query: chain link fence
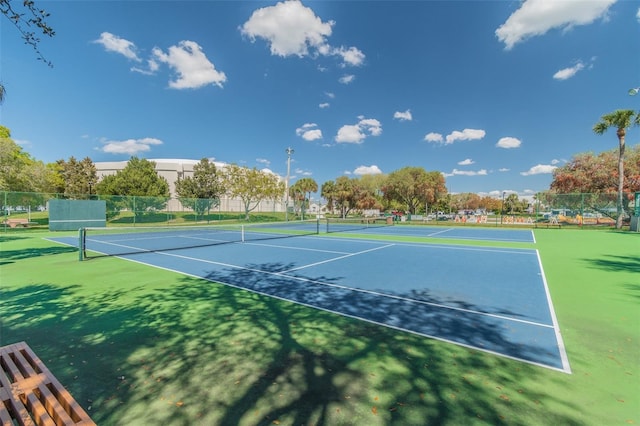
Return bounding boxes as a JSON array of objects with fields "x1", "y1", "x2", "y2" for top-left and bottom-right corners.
[
  {"x1": 1, "y1": 191, "x2": 637, "y2": 229},
  {"x1": 1, "y1": 191, "x2": 285, "y2": 227}
]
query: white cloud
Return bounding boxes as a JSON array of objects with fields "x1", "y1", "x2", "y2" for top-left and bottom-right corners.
[
  {"x1": 256, "y1": 158, "x2": 271, "y2": 166},
  {"x1": 499, "y1": 167, "x2": 510, "y2": 172},
  {"x1": 335, "y1": 124, "x2": 364, "y2": 144},
  {"x1": 100, "y1": 137, "x2": 163, "y2": 155},
  {"x1": 553, "y1": 61, "x2": 585, "y2": 80},
  {"x1": 520, "y1": 164, "x2": 557, "y2": 176},
  {"x1": 496, "y1": 137, "x2": 522, "y2": 149},
  {"x1": 94, "y1": 32, "x2": 141, "y2": 61},
  {"x1": 358, "y1": 117, "x2": 382, "y2": 136},
  {"x1": 353, "y1": 165, "x2": 382, "y2": 175},
  {"x1": 240, "y1": 0, "x2": 364, "y2": 67},
  {"x1": 296, "y1": 123, "x2": 323, "y2": 141},
  {"x1": 458, "y1": 158, "x2": 475, "y2": 165},
  {"x1": 496, "y1": 0, "x2": 616, "y2": 50},
  {"x1": 335, "y1": 116, "x2": 382, "y2": 144},
  {"x1": 295, "y1": 168, "x2": 313, "y2": 176},
  {"x1": 424, "y1": 132, "x2": 444, "y2": 143},
  {"x1": 445, "y1": 128, "x2": 486, "y2": 144},
  {"x1": 319, "y1": 102, "x2": 330, "y2": 108},
  {"x1": 393, "y1": 110, "x2": 412, "y2": 121},
  {"x1": 637, "y1": 7, "x2": 640, "y2": 22},
  {"x1": 325, "y1": 92, "x2": 335, "y2": 99},
  {"x1": 450, "y1": 168, "x2": 488, "y2": 176},
  {"x1": 152, "y1": 41, "x2": 227, "y2": 89},
  {"x1": 333, "y1": 46, "x2": 365, "y2": 67},
  {"x1": 240, "y1": 0, "x2": 333, "y2": 57},
  {"x1": 339, "y1": 74, "x2": 355, "y2": 84}
]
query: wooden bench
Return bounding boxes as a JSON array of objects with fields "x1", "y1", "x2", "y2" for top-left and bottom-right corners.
[
  {"x1": 2, "y1": 219, "x2": 37, "y2": 228},
  {"x1": 0, "y1": 342, "x2": 95, "y2": 426}
]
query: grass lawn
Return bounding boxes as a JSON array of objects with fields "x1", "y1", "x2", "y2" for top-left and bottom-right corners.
[{"x1": 0, "y1": 228, "x2": 638, "y2": 425}]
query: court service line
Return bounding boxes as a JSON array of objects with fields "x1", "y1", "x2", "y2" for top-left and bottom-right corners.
[
  {"x1": 243, "y1": 241, "x2": 352, "y2": 255},
  {"x1": 279, "y1": 243, "x2": 396, "y2": 273},
  {"x1": 426, "y1": 228, "x2": 455, "y2": 237}
]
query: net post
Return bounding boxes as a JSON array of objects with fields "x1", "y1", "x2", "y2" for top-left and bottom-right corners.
[{"x1": 78, "y1": 227, "x2": 85, "y2": 261}]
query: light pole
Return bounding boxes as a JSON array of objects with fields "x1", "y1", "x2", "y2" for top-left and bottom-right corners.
[{"x1": 285, "y1": 147, "x2": 294, "y2": 221}]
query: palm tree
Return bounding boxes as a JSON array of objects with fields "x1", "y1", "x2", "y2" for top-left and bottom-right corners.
[
  {"x1": 291, "y1": 177, "x2": 318, "y2": 219},
  {"x1": 593, "y1": 109, "x2": 640, "y2": 229},
  {"x1": 0, "y1": 84, "x2": 5, "y2": 104}
]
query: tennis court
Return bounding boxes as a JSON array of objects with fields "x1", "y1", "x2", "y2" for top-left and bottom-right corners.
[{"x1": 50, "y1": 221, "x2": 569, "y2": 373}]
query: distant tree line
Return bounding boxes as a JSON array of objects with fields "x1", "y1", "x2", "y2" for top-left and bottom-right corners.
[{"x1": 2, "y1": 122, "x2": 639, "y2": 221}]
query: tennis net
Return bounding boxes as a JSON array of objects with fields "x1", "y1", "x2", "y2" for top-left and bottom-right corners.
[
  {"x1": 79, "y1": 219, "x2": 319, "y2": 260},
  {"x1": 325, "y1": 217, "x2": 393, "y2": 233}
]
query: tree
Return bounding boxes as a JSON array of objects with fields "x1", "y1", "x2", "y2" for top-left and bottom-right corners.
[
  {"x1": 320, "y1": 180, "x2": 336, "y2": 214},
  {"x1": 289, "y1": 177, "x2": 318, "y2": 219},
  {"x1": 0, "y1": 133, "x2": 33, "y2": 191},
  {"x1": 321, "y1": 176, "x2": 360, "y2": 218},
  {"x1": 174, "y1": 158, "x2": 223, "y2": 219},
  {"x1": 223, "y1": 164, "x2": 284, "y2": 220},
  {"x1": 550, "y1": 147, "x2": 640, "y2": 194},
  {"x1": 382, "y1": 166, "x2": 447, "y2": 215},
  {"x1": 0, "y1": 125, "x2": 50, "y2": 192},
  {"x1": 0, "y1": 125, "x2": 53, "y2": 211},
  {"x1": 1, "y1": 0, "x2": 56, "y2": 102},
  {"x1": 450, "y1": 193, "x2": 482, "y2": 213},
  {"x1": 54, "y1": 156, "x2": 98, "y2": 199},
  {"x1": 503, "y1": 193, "x2": 522, "y2": 214},
  {"x1": 593, "y1": 109, "x2": 640, "y2": 228},
  {"x1": 95, "y1": 157, "x2": 170, "y2": 219},
  {"x1": 1, "y1": 0, "x2": 55, "y2": 66}
]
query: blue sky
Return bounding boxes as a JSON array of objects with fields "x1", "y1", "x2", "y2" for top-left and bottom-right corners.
[{"x1": 2, "y1": 0, "x2": 639, "y2": 198}]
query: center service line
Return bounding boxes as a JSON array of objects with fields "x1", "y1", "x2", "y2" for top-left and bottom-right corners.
[{"x1": 280, "y1": 243, "x2": 396, "y2": 273}]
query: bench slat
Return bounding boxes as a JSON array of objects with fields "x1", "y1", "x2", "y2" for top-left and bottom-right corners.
[{"x1": 0, "y1": 342, "x2": 95, "y2": 426}]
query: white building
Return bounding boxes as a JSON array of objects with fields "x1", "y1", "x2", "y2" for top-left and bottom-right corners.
[{"x1": 94, "y1": 158, "x2": 287, "y2": 213}]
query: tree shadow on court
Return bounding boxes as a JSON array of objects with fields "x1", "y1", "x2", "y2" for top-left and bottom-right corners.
[
  {"x1": 204, "y1": 263, "x2": 560, "y2": 370},
  {"x1": 197, "y1": 262, "x2": 581, "y2": 425},
  {"x1": 0, "y1": 246, "x2": 77, "y2": 264},
  {"x1": 583, "y1": 254, "x2": 640, "y2": 273},
  {"x1": 1, "y1": 265, "x2": 584, "y2": 425}
]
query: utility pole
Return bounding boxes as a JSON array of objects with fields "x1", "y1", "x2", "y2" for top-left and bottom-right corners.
[{"x1": 285, "y1": 147, "x2": 294, "y2": 221}]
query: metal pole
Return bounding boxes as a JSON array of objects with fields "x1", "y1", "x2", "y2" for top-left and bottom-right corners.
[
  {"x1": 501, "y1": 191, "x2": 505, "y2": 225},
  {"x1": 285, "y1": 147, "x2": 294, "y2": 221}
]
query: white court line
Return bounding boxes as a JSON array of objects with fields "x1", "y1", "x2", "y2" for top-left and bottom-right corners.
[
  {"x1": 536, "y1": 250, "x2": 572, "y2": 373},
  {"x1": 244, "y1": 241, "x2": 351, "y2": 255},
  {"x1": 426, "y1": 228, "x2": 455, "y2": 237},
  {"x1": 281, "y1": 243, "x2": 396, "y2": 273}
]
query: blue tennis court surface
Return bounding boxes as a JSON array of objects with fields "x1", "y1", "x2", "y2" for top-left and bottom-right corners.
[{"x1": 50, "y1": 227, "x2": 569, "y2": 372}]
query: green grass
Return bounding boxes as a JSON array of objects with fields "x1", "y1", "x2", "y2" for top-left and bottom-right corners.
[{"x1": 0, "y1": 228, "x2": 638, "y2": 425}]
